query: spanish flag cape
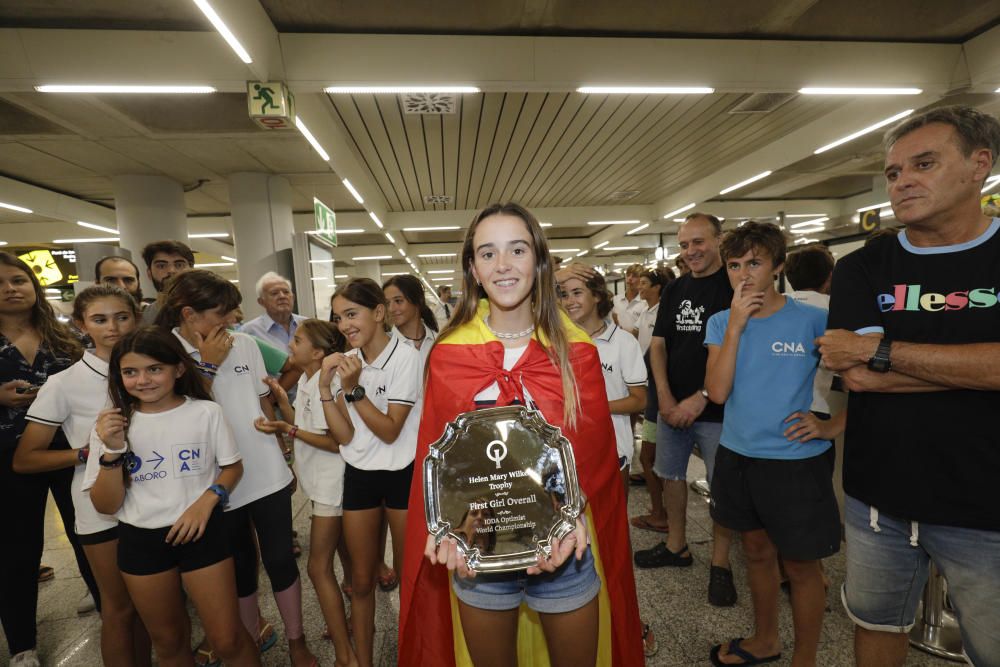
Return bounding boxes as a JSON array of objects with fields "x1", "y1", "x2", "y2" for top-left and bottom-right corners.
[{"x1": 399, "y1": 300, "x2": 643, "y2": 666}]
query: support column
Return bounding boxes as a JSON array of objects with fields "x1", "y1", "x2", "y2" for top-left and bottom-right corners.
[
  {"x1": 113, "y1": 175, "x2": 188, "y2": 296},
  {"x1": 228, "y1": 173, "x2": 295, "y2": 319},
  {"x1": 350, "y1": 260, "x2": 382, "y2": 284}
]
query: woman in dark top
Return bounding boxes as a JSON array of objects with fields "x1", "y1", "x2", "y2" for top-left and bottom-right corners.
[{"x1": 0, "y1": 251, "x2": 95, "y2": 666}]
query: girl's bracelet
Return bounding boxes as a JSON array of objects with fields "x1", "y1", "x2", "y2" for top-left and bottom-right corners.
[
  {"x1": 287, "y1": 425, "x2": 299, "y2": 440},
  {"x1": 197, "y1": 361, "x2": 220, "y2": 371},
  {"x1": 98, "y1": 454, "x2": 126, "y2": 469}
]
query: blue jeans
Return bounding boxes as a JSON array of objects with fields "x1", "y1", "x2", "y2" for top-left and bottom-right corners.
[
  {"x1": 843, "y1": 495, "x2": 1000, "y2": 667},
  {"x1": 653, "y1": 418, "x2": 722, "y2": 483}
]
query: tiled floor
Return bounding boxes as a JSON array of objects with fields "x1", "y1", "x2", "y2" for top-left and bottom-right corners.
[{"x1": 3, "y1": 456, "x2": 958, "y2": 666}]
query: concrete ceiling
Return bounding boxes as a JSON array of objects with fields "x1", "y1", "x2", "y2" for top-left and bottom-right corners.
[{"x1": 0, "y1": 1, "x2": 999, "y2": 286}]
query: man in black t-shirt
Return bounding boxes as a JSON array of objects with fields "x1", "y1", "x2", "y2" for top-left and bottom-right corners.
[
  {"x1": 633, "y1": 213, "x2": 739, "y2": 608},
  {"x1": 821, "y1": 106, "x2": 1000, "y2": 667}
]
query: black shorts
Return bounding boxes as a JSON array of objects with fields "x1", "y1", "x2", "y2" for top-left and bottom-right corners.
[
  {"x1": 343, "y1": 462, "x2": 413, "y2": 511},
  {"x1": 78, "y1": 525, "x2": 118, "y2": 546},
  {"x1": 117, "y1": 508, "x2": 230, "y2": 576},
  {"x1": 710, "y1": 445, "x2": 841, "y2": 561}
]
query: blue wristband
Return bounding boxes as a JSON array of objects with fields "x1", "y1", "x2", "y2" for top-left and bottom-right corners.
[{"x1": 207, "y1": 483, "x2": 229, "y2": 508}]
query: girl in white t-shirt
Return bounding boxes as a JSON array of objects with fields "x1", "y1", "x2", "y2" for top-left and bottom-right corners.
[
  {"x1": 383, "y1": 274, "x2": 438, "y2": 368},
  {"x1": 155, "y1": 270, "x2": 315, "y2": 666},
  {"x1": 561, "y1": 272, "x2": 647, "y2": 487},
  {"x1": 254, "y1": 319, "x2": 357, "y2": 666},
  {"x1": 84, "y1": 327, "x2": 259, "y2": 666},
  {"x1": 329, "y1": 278, "x2": 421, "y2": 667},
  {"x1": 15, "y1": 285, "x2": 151, "y2": 665}
]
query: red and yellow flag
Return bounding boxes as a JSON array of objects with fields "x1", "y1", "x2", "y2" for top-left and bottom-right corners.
[{"x1": 399, "y1": 300, "x2": 643, "y2": 666}]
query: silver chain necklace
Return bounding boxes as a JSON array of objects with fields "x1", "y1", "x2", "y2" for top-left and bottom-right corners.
[{"x1": 484, "y1": 315, "x2": 535, "y2": 339}]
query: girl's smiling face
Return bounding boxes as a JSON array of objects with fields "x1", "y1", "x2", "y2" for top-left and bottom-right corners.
[
  {"x1": 470, "y1": 214, "x2": 536, "y2": 313},
  {"x1": 559, "y1": 277, "x2": 598, "y2": 325},
  {"x1": 120, "y1": 352, "x2": 184, "y2": 411},
  {"x1": 331, "y1": 296, "x2": 384, "y2": 349},
  {"x1": 384, "y1": 284, "x2": 419, "y2": 328}
]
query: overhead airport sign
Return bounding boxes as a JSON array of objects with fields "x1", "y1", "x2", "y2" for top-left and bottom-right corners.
[
  {"x1": 247, "y1": 81, "x2": 295, "y2": 130},
  {"x1": 314, "y1": 197, "x2": 337, "y2": 246}
]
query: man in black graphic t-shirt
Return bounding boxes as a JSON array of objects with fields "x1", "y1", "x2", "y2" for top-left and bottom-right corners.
[
  {"x1": 632, "y1": 213, "x2": 739, "y2": 608},
  {"x1": 821, "y1": 106, "x2": 1000, "y2": 667}
]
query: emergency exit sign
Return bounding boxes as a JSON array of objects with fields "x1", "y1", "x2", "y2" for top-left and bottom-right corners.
[{"x1": 314, "y1": 198, "x2": 337, "y2": 246}]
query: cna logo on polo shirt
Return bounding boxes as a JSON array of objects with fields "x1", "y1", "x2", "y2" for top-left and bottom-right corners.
[
  {"x1": 601, "y1": 362, "x2": 613, "y2": 374},
  {"x1": 877, "y1": 284, "x2": 999, "y2": 313},
  {"x1": 675, "y1": 300, "x2": 705, "y2": 332},
  {"x1": 233, "y1": 363, "x2": 251, "y2": 375},
  {"x1": 770, "y1": 340, "x2": 808, "y2": 357}
]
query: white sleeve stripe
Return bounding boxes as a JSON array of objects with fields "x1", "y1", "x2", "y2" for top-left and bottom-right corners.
[
  {"x1": 388, "y1": 398, "x2": 416, "y2": 405},
  {"x1": 625, "y1": 380, "x2": 646, "y2": 386},
  {"x1": 25, "y1": 415, "x2": 62, "y2": 426}
]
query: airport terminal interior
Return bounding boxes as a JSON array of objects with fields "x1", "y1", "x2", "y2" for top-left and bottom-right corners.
[{"x1": 2, "y1": 1, "x2": 1000, "y2": 665}]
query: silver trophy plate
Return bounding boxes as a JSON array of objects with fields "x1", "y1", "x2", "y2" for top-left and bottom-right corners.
[{"x1": 424, "y1": 405, "x2": 584, "y2": 573}]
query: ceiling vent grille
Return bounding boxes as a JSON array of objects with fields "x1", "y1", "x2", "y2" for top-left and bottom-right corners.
[
  {"x1": 424, "y1": 194, "x2": 454, "y2": 205},
  {"x1": 608, "y1": 190, "x2": 640, "y2": 201},
  {"x1": 403, "y1": 93, "x2": 457, "y2": 114},
  {"x1": 728, "y1": 92, "x2": 796, "y2": 114}
]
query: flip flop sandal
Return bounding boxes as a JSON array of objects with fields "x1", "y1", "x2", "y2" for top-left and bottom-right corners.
[
  {"x1": 194, "y1": 646, "x2": 221, "y2": 667},
  {"x1": 377, "y1": 571, "x2": 399, "y2": 592},
  {"x1": 628, "y1": 473, "x2": 646, "y2": 486},
  {"x1": 709, "y1": 638, "x2": 781, "y2": 666},
  {"x1": 258, "y1": 622, "x2": 278, "y2": 654},
  {"x1": 630, "y1": 515, "x2": 669, "y2": 533},
  {"x1": 37, "y1": 566, "x2": 55, "y2": 583},
  {"x1": 642, "y1": 623, "x2": 659, "y2": 657}
]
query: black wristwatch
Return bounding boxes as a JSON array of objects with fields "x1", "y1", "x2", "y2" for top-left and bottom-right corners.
[
  {"x1": 867, "y1": 338, "x2": 893, "y2": 373},
  {"x1": 344, "y1": 385, "x2": 366, "y2": 403}
]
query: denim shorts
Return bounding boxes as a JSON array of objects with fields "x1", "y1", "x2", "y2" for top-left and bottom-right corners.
[
  {"x1": 653, "y1": 418, "x2": 722, "y2": 482},
  {"x1": 843, "y1": 495, "x2": 1000, "y2": 666},
  {"x1": 451, "y1": 546, "x2": 601, "y2": 614}
]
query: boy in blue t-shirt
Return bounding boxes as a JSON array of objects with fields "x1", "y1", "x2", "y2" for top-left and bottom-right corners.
[{"x1": 703, "y1": 221, "x2": 841, "y2": 667}]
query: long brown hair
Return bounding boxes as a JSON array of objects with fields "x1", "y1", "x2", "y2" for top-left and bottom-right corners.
[
  {"x1": 154, "y1": 269, "x2": 242, "y2": 329},
  {"x1": 0, "y1": 252, "x2": 82, "y2": 361},
  {"x1": 437, "y1": 203, "x2": 580, "y2": 426},
  {"x1": 297, "y1": 318, "x2": 346, "y2": 356},
  {"x1": 382, "y1": 274, "x2": 439, "y2": 333}
]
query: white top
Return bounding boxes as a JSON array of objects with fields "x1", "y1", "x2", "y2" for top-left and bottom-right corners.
[
  {"x1": 83, "y1": 398, "x2": 242, "y2": 529},
  {"x1": 786, "y1": 290, "x2": 833, "y2": 415},
  {"x1": 612, "y1": 293, "x2": 646, "y2": 333},
  {"x1": 292, "y1": 370, "x2": 345, "y2": 506},
  {"x1": 26, "y1": 351, "x2": 118, "y2": 535},
  {"x1": 392, "y1": 324, "x2": 438, "y2": 370},
  {"x1": 340, "y1": 336, "x2": 421, "y2": 471},
  {"x1": 594, "y1": 324, "x2": 647, "y2": 461},
  {"x1": 173, "y1": 329, "x2": 293, "y2": 509},
  {"x1": 635, "y1": 302, "x2": 660, "y2": 355}
]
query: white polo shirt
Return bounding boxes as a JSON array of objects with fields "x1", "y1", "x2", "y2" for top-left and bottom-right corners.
[
  {"x1": 612, "y1": 293, "x2": 646, "y2": 333},
  {"x1": 635, "y1": 302, "x2": 659, "y2": 355},
  {"x1": 26, "y1": 351, "x2": 118, "y2": 535},
  {"x1": 173, "y1": 329, "x2": 293, "y2": 509},
  {"x1": 594, "y1": 324, "x2": 647, "y2": 461},
  {"x1": 292, "y1": 370, "x2": 345, "y2": 507},
  {"x1": 340, "y1": 336, "x2": 420, "y2": 471},
  {"x1": 392, "y1": 325, "x2": 438, "y2": 370},
  {"x1": 83, "y1": 397, "x2": 242, "y2": 529}
]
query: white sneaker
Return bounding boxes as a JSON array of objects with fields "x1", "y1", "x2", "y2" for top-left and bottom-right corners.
[
  {"x1": 11, "y1": 649, "x2": 41, "y2": 667},
  {"x1": 76, "y1": 591, "x2": 96, "y2": 615}
]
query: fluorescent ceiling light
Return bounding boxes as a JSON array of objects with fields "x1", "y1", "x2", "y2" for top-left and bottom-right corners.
[
  {"x1": 0, "y1": 201, "x2": 32, "y2": 213},
  {"x1": 295, "y1": 117, "x2": 329, "y2": 161},
  {"x1": 76, "y1": 221, "x2": 118, "y2": 235},
  {"x1": 306, "y1": 228, "x2": 365, "y2": 235},
  {"x1": 626, "y1": 223, "x2": 649, "y2": 235},
  {"x1": 785, "y1": 214, "x2": 827, "y2": 218},
  {"x1": 342, "y1": 179, "x2": 364, "y2": 204},
  {"x1": 578, "y1": 86, "x2": 714, "y2": 95},
  {"x1": 539, "y1": 222, "x2": 552, "y2": 228},
  {"x1": 368, "y1": 212, "x2": 384, "y2": 229},
  {"x1": 428, "y1": 269, "x2": 455, "y2": 274},
  {"x1": 381, "y1": 272, "x2": 409, "y2": 277},
  {"x1": 193, "y1": 262, "x2": 234, "y2": 268},
  {"x1": 384, "y1": 232, "x2": 396, "y2": 244},
  {"x1": 662, "y1": 203, "x2": 696, "y2": 219},
  {"x1": 431, "y1": 277, "x2": 454, "y2": 282},
  {"x1": 309, "y1": 259, "x2": 335, "y2": 264},
  {"x1": 0, "y1": 241, "x2": 6, "y2": 246},
  {"x1": 857, "y1": 201, "x2": 891, "y2": 213},
  {"x1": 799, "y1": 87, "x2": 923, "y2": 95},
  {"x1": 587, "y1": 219, "x2": 640, "y2": 226},
  {"x1": 398, "y1": 248, "x2": 406, "y2": 257},
  {"x1": 220, "y1": 255, "x2": 237, "y2": 262},
  {"x1": 576, "y1": 250, "x2": 589, "y2": 257},
  {"x1": 53, "y1": 237, "x2": 119, "y2": 244},
  {"x1": 310, "y1": 276, "x2": 327, "y2": 281},
  {"x1": 981, "y1": 175, "x2": 1000, "y2": 193},
  {"x1": 191, "y1": 0, "x2": 253, "y2": 63},
  {"x1": 814, "y1": 110, "x2": 914, "y2": 154},
  {"x1": 594, "y1": 241, "x2": 610, "y2": 249},
  {"x1": 790, "y1": 226, "x2": 826, "y2": 234},
  {"x1": 720, "y1": 170, "x2": 772, "y2": 195},
  {"x1": 229, "y1": 279, "x2": 239, "y2": 283},
  {"x1": 418, "y1": 253, "x2": 457, "y2": 258},
  {"x1": 334, "y1": 274, "x2": 349, "y2": 279},
  {"x1": 187, "y1": 232, "x2": 229, "y2": 238},
  {"x1": 402, "y1": 226, "x2": 461, "y2": 232},
  {"x1": 550, "y1": 248, "x2": 580, "y2": 253},
  {"x1": 325, "y1": 86, "x2": 479, "y2": 94},
  {"x1": 604, "y1": 246, "x2": 639, "y2": 251},
  {"x1": 794, "y1": 237, "x2": 820, "y2": 245},
  {"x1": 352, "y1": 255, "x2": 392, "y2": 261},
  {"x1": 36, "y1": 84, "x2": 216, "y2": 94},
  {"x1": 790, "y1": 217, "x2": 829, "y2": 229}
]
